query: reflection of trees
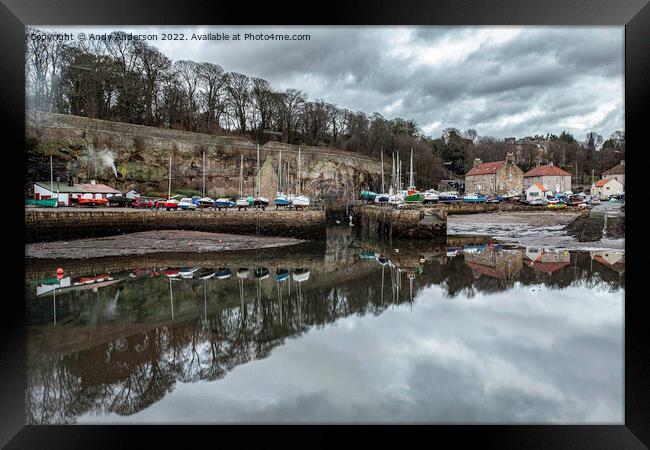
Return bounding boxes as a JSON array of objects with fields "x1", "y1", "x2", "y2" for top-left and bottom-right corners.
[{"x1": 27, "y1": 249, "x2": 623, "y2": 423}]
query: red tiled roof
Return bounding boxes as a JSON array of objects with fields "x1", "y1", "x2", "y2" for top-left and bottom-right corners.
[
  {"x1": 525, "y1": 261, "x2": 570, "y2": 273},
  {"x1": 594, "y1": 179, "x2": 609, "y2": 187},
  {"x1": 531, "y1": 182, "x2": 547, "y2": 191},
  {"x1": 524, "y1": 165, "x2": 572, "y2": 177},
  {"x1": 466, "y1": 161, "x2": 505, "y2": 176},
  {"x1": 466, "y1": 262, "x2": 505, "y2": 279}
]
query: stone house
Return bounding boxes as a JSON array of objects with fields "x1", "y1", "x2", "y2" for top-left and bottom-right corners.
[
  {"x1": 592, "y1": 178, "x2": 624, "y2": 197},
  {"x1": 464, "y1": 152, "x2": 523, "y2": 195},
  {"x1": 601, "y1": 160, "x2": 625, "y2": 187},
  {"x1": 523, "y1": 163, "x2": 572, "y2": 194}
]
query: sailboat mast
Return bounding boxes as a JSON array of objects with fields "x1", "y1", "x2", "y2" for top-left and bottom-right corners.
[
  {"x1": 202, "y1": 149, "x2": 206, "y2": 197},
  {"x1": 298, "y1": 147, "x2": 301, "y2": 196},
  {"x1": 256, "y1": 144, "x2": 260, "y2": 197},
  {"x1": 381, "y1": 151, "x2": 385, "y2": 193},
  {"x1": 240, "y1": 154, "x2": 243, "y2": 197},
  {"x1": 409, "y1": 148, "x2": 414, "y2": 189},
  {"x1": 168, "y1": 155, "x2": 172, "y2": 199},
  {"x1": 278, "y1": 151, "x2": 282, "y2": 194}
]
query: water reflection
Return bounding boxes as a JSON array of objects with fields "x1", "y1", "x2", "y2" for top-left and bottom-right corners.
[{"x1": 25, "y1": 228, "x2": 623, "y2": 424}]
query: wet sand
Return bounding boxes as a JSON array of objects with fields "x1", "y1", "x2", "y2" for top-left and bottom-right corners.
[
  {"x1": 448, "y1": 210, "x2": 624, "y2": 250},
  {"x1": 25, "y1": 230, "x2": 305, "y2": 259}
]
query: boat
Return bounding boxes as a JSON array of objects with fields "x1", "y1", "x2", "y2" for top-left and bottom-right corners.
[
  {"x1": 377, "y1": 255, "x2": 390, "y2": 265},
  {"x1": 290, "y1": 147, "x2": 311, "y2": 208},
  {"x1": 423, "y1": 189, "x2": 439, "y2": 204},
  {"x1": 403, "y1": 149, "x2": 424, "y2": 203},
  {"x1": 374, "y1": 151, "x2": 390, "y2": 204},
  {"x1": 216, "y1": 267, "x2": 232, "y2": 280},
  {"x1": 274, "y1": 193, "x2": 292, "y2": 208},
  {"x1": 486, "y1": 194, "x2": 503, "y2": 203},
  {"x1": 438, "y1": 191, "x2": 461, "y2": 203},
  {"x1": 253, "y1": 144, "x2": 269, "y2": 208},
  {"x1": 253, "y1": 267, "x2": 270, "y2": 280},
  {"x1": 463, "y1": 244, "x2": 487, "y2": 254},
  {"x1": 548, "y1": 202, "x2": 567, "y2": 209},
  {"x1": 588, "y1": 196, "x2": 601, "y2": 205},
  {"x1": 462, "y1": 194, "x2": 487, "y2": 203},
  {"x1": 179, "y1": 267, "x2": 201, "y2": 278},
  {"x1": 163, "y1": 268, "x2": 180, "y2": 278},
  {"x1": 179, "y1": 198, "x2": 198, "y2": 210},
  {"x1": 292, "y1": 268, "x2": 311, "y2": 283},
  {"x1": 359, "y1": 250, "x2": 376, "y2": 260},
  {"x1": 197, "y1": 268, "x2": 216, "y2": 280},
  {"x1": 275, "y1": 268, "x2": 290, "y2": 282},
  {"x1": 198, "y1": 197, "x2": 214, "y2": 208},
  {"x1": 77, "y1": 197, "x2": 109, "y2": 207},
  {"x1": 26, "y1": 198, "x2": 57, "y2": 207},
  {"x1": 237, "y1": 268, "x2": 251, "y2": 279},
  {"x1": 163, "y1": 199, "x2": 179, "y2": 210},
  {"x1": 235, "y1": 154, "x2": 249, "y2": 208},
  {"x1": 360, "y1": 190, "x2": 378, "y2": 201},
  {"x1": 214, "y1": 198, "x2": 235, "y2": 209}
]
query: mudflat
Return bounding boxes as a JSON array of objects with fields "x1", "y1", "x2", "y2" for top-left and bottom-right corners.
[{"x1": 25, "y1": 230, "x2": 305, "y2": 259}]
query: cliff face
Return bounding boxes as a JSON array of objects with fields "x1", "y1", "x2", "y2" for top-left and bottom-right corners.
[{"x1": 25, "y1": 113, "x2": 383, "y2": 201}]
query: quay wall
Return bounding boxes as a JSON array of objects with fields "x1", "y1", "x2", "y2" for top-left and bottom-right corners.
[
  {"x1": 355, "y1": 205, "x2": 447, "y2": 239},
  {"x1": 25, "y1": 209, "x2": 326, "y2": 243}
]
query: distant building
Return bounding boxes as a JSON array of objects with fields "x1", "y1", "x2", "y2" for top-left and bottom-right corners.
[
  {"x1": 592, "y1": 178, "x2": 624, "y2": 197},
  {"x1": 525, "y1": 182, "x2": 549, "y2": 203},
  {"x1": 523, "y1": 162, "x2": 572, "y2": 194},
  {"x1": 506, "y1": 137, "x2": 551, "y2": 166},
  {"x1": 601, "y1": 160, "x2": 625, "y2": 187},
  {"x1": 33, "y1": 180, "x2": 121, "y2": 206},
  {"x1": 464, "y1": 152, "x2": 523, "y2": 195},
  {"x1": 125, "y1": 189, "x2": 140, "y2": 199}
]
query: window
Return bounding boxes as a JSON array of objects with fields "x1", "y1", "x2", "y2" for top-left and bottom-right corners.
[{"x1": 508, "y1": 173, "x2": 513, "y2": 181}]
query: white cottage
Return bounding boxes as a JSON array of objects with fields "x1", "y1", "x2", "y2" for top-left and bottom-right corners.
[
  {"x1": 525, "y1": 182, "x2": 549, "y2": 203},
  {"x1": 592, "y1": 178, "x2": 624, "y2": 197},
  {"x1": 33, "y1": 180, "x2": 122, "y2": 206},
  {"x1": 125, "y1": 190, "x2": 140, "y2": 199}
]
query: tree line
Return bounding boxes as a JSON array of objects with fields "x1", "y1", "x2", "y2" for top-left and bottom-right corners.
[{"x1": 26, "y1": 28, "x2": 624, "y2": 187}]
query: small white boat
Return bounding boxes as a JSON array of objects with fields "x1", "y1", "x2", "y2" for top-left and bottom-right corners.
[
  {"x1": 237, "y1": 268, "x2": 250, "y2": 279},
  {"x1": 179, "y1": 267, "x2": 201, "y2": 278},
  {"x1": 290, "y1": 195, "x2": 310, "y2": 207},
  {"x1": 236, "y1": 197, "x2": 250, "y2": 207},
  {"x1": 198, "y1": 197, "x2": 214, "y2": 208},
  {"x1": 292, "y1": 269, "x2": 311, "y2": 283},
  {"x1": 179, "y1": 198, "x2": 197, "y2": 210},
  {"x1": 423, "y1": 189, "x2": 438, "y2": 203}
]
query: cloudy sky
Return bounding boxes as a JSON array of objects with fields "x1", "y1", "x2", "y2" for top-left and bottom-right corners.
[{"x1": 45, "y1": 26, "x2": 624, "y2": 141}]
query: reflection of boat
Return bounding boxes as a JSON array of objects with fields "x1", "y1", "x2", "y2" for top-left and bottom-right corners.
[
  {"x1": 446, "y1": 247, "x2": 462, "y2": 257},
  {"x1": 463, "y1": 244, "x2": 487, "y2": 254},
  {"x1": 197, "y1": 268, "x2": 216, "y2": 280},
  {"x1": 253, "y1": 267, "x2": 270, "y2": 280},
  {"x1": 237, "y1": 268, "x2": 250, "y2": 279},
  {"x1": 275, "y1": 268, "x2": 290, "y2": 282},
  {"x1": 179, "y1": 267, "x2": 201, "y2": 278},
  {"x1": 163, "y1": 268, "x2": 180, "y2": 278},
  {"x1": 360, "y1": 250, "x2": 376, "y2": 260},
  {"x1": 377, "y1": 255, "x2": 390, "y2": 265},
  {"x1": 292, "y1": 268, "x2": 311, "y2": 283},
  {"x1": 216, "y1": 267, "x2": 232, "y2": 280}
]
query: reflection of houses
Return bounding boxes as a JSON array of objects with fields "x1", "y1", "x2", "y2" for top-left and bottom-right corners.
[
  {"x1": 592, "y1": 178, "x2": 624, "y2": 197},
  {"x1": 601, "y1": 160, "x2": 625, "y2": 187},
  {"x1": 590, "y1": 251, "x2": 625, "y2": 274},
  {"x1": 464, "y1": 247, "x2": 523, "y2": 280},
  {"x1": 464, "y1": 152, "x2": 523, "y2": 195},
  {"x1": 523, "y1": 248, "x2": 571, "y2": 274},
  {"x1": 33, "y1": 180, "x2": 122, "y2": 206},
  {"x1": 523, "y1": 163, "x2": 572, "y2": 194}
]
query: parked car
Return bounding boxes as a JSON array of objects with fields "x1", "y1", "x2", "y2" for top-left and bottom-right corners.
[{"x1": 107, "y1": 195, "x2": 133, "y2": 207}]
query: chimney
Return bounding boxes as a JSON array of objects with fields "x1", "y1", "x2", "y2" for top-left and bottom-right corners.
[
  {"x1": 548, "y1": 161, "x2": 554, "y2": 166},
  {"x1": 473, "y1": 158, "x2": 482, "y2": 168},
  {"x1": 505, "y1": 152, "x2": 515, "y2": 165},
  {"x1": 90, "y1": 179, "x2": 96, "y2": 185}
]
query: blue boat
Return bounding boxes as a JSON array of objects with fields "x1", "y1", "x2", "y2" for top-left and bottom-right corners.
[
  {"x1": 438, "y1": 191, "x2": 461, "y2": 203},
  {"x1": 274, "y1": 194, "x2": 292, "y2": 207},
  {"x1": 275, "y1": 269, "x2": 290, "y2": 282},
  {"x1": 360, "y1": 190, "x2": 378, "y2": 201},
  {"x1": 462, "y1": 194, "x2": 487, "y2": 203},
  {"x1": 216, "y1": 267, "x2": 232, "y2": 280},
  {"x1": 214, "y1": 198, "x2": 235, "y2": 209}
]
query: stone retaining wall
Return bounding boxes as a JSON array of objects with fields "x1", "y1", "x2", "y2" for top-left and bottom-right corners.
[
  {"x1": 355, "y1": 205, "x2": 447, "y2": 239},
  {"x1": 25, "y1": 209, "x2": 326, "y2": 242}
]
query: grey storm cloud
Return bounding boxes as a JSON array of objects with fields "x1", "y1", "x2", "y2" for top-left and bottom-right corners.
[{"x1": 49, "y1": 25, "x2": 624, "y2": 140}]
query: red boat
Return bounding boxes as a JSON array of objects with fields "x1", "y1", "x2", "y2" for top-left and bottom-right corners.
[
  {"x1": 77, "y1": 197, "x2": 109, "y2": 207},
  {"x1": 163, "y1": 199, "x2": 180, "y2": 210}
]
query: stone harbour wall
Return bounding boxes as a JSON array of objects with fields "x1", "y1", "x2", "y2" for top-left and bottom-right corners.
[
  {"x1": 25, "y1": 209, "x2": 326, "y2": 243},
  {"x1": 355, "y1": 205, "x2": 448, "y2": 239}
]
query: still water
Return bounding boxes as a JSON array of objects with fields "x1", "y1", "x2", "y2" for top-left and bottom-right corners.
[{"x1": 25, "y1": 228, "x2": 624, "y2": 424}]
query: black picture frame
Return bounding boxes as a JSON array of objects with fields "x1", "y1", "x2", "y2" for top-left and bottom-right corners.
[{"x1": 3, "y1": 0, "x2": 647, "y2": 447}]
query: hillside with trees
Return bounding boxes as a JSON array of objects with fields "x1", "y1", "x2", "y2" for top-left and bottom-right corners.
[{"x1": 26, "y1": 28, "x2": 624, "y2": 187}]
